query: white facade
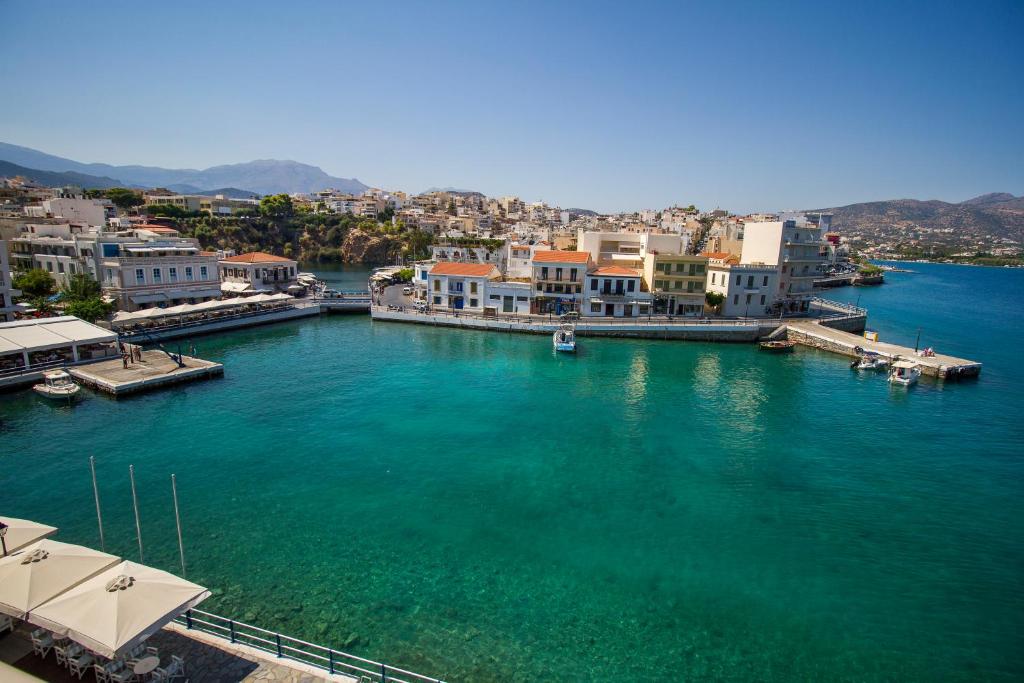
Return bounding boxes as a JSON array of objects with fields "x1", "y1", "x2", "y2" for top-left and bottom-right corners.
[
  {"x1": 101, "y1": 243, "x2": 222, "y2": 311},
  {"x1": 0, "y1": 241, "x2": 21, "y2": 322},
  {"x1": 577, "y1": 229, "x2": 689, "y2": 266},
  {"x1": 706, "y1": 260, "x2": 779, "y2": 317},
  {"x1": 426, "y1": 263, "x2": 500, "y2": 311},
  {"x1": 484, "y1": 281, "x2": 532, "y2": 315},
  {"x1": 24, "y1": 197, "x2": 106, "y2": 226},
  {"x1": 740, "y1": 215, "x2": 827, "y2": 309}
]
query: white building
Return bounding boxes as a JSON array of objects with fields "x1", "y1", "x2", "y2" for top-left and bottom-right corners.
[
  {"x1": 576, "y1": 229, "x2": 689, "y2": 266},
  {"x1": 101, "y1": 242, "x2": 222, "y2": 311},
  {"x1": 219, "y1": 252, "x2": 299, "y2": 295},
  {"x1": 1, "y1": 241, "x2": 22, "y2": 322},
  {"x1": 740, "y1": 214, "x2": 827, "y2": 311},
  {"x1": 531, "y1": 250, "x2": 592, "y2": 314},
  {"x1": 484, "y1": 281, "x2": 532, "y2": 315},
  {"x1": 426, "y1": 262, "x2": 501, "y2": 311},
  {"x1": 24, "y1": 195, "x2": 107, "y2": 226},
  {"x1": 705, "y1": 253, "x2": 779, "y2": 317},
  {"x1": 582, "y1": 266, "x2": 652, "y2": 317}
]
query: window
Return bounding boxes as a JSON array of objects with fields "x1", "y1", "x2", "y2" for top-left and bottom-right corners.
[
  {"x1": 733, "y1": 294, "x2": 739, "y2": 305},
  {"x1": 136, "y1": 268, "x2": 145, "y2": 284},
  {"x1": 433, "y1": 296, "x2": 441, "y2": 304},
  {"x1": 470, "y1": 282, "x2": 478, "y2": 294},
  {"x1": 736, "y1": 275, "x2": 741, "y2": 285},
  {"x1": 746, "y1": 294, "x2": 752, "y2": 304},
  {"x1": 763, "y1": 276, "x2": 768, "y2": 286},
  {"x1": 541, "y1": 267, "x2": 549, "y2": 279},
  {"x1": 711, "y1": 273, "x2": 716, "y2": 284},
  {"x1": 590, "y1": 278, "x2": 598, "y2": 291},
  {"x1": 555, "y1": 267, "x2": 563, "y2": 281},
  {"x1": 591, "y1": 302, "x2": 602, "y2": 313},
  {"x1": 627, "y1": 280, "x2": 635, "y2": 292},
  {"x1": 696, "y1": 265, "x2": 705, "y2": 274},
  {"x1": 186, "y1": 267, "x2": 194, "y2": 281},
  {"x1": 470, "y1": 298, "x2": 478, "y2": 307},
  {"x1": 489, "y1": 294, "x2": 500, "y2": 300},
  {"x1": 673, "y1": 281, "x2": 683, "y2": 290},
  {"x1": 169, "y1": 267, "x2": 178, "y2": 282},
  {"x1": 200, "y1": 266, "x2": 208, "y2": 280},
  {"x1": 747, "y1": 276, "x2": 754, "y2": 288},
  {"x1": 46, "y1": 262, "x2": 53, "y2": 272},
  {"x1": 516, "y1": 296, "x2": 527, "y2": 302},
  {"x1": 536, "y1": 283, "x2": 543, "y2": 291},
  {"x1": 433, "y1": 280, "x2": 440, "y2": 291},
  {"x1": 570, "y1": 269, "x2": 577, "y2": 282},
  {"x1": 153, "y1": 268, "x2": 161, "y2": 282},
  {"x1": 760, "y1": 295, "x2": 766, "y2": 305},
  {"x1": 58, "y1": 262, "x2": 64, "y2": 273}
]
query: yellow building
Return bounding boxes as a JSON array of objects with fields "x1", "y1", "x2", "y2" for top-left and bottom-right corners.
[{"x1": 642, "y1": 252, "x2": 708, "y2": 315}]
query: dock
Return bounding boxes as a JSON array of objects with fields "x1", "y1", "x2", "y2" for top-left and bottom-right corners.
[
  {"x1": 68, "y1": 350, "x2": 224, "y2": 396},
  {"x1": 786, "y1": 320, "x2": 981, "y2": 378}
]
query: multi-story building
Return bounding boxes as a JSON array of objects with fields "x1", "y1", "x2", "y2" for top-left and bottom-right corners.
[
  {"x1": 582, "y1": 266, "x2": 652, "y2": 317},
  {"x1": 0, "y1": 240, "x2": 22, "y2": 322},
  {"x1": 100, "y1": 242, "x2": 223, "y2": 311},
  {"x1": 740, "y1": 214, "x2": 828, "y2": 311},
  {"x1": 531, "y1": 250, "x2": 592, "y2": 314},
  {"x1": 24, "y1": 191, "x2": 107, "y2": 226},
  {"x1": 426, "y1": 262, "x2": 501, "y2": 312},
  {"x1": 705, "y1": 252, "x2": 780, "y2": 317},
  {"x1": 143, "y1": 191, "x2": 203, "y2": 213},
  {"x1": 642, "y1": 252, "x2": 708, "y2": 316},
  {"x1": 10, "y1": 224, "x2": 145, "y2": 287},
  {"x1": 219, "y1": 252, "x2": 299, "y2": 295},
  {"x1": 576, "y1": 229, "x2": 688, "y2": 267}
]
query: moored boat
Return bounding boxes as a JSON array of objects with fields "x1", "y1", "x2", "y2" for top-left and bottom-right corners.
[
  {"x1": 553, "y1": 324, "x2": 576, "y2": 353},
  {"x1": 32, "y1": 370, "x2": 81, "y2": 401},
  {"x1": 759, "y1": 340, "x2": 795, "y2": 353},
  {"x1": 850, "y1": 351, "x2": 889, "y2": 371},
  {"x1": 888, "y1": 360, "x2": 921, "y2": 386}
]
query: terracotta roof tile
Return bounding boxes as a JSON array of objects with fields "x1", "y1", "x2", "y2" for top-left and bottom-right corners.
[
  {"x1": 532, "y1": 250, "x2": 591, "y2": 264},
  {"x1": 429, "y1": 262, "x2": 499, "y2": 277},
  {"x1": 591, "y1": 266, "x2": 641, "y2": 276},
  {"x1": 221, "y1": 251, "x2": 294, "y2": 263}
]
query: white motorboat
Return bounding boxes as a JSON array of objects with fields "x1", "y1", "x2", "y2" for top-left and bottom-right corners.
[
  {"x1": 851, "y1": 352, "x2": 889, "y2": 371},
  {"x1": 888, "y1": 360, "x2": 921, "y2": 386},
  {"x1": 32, "y1": 370, "x2": 81, "y2": 401},
  {"x1": 553, "y1": 324, "x2": 576, "y2": 353}
]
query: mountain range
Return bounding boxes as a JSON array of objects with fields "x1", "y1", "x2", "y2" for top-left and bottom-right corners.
[
  {"x1": 810, "y1": 193, "x2": 1024, "y2": 247},
  {"x1": 0, "y1": 142, "x2": 367, "y2": 196}
]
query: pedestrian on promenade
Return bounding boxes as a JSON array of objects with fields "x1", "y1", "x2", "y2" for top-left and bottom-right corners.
[{"x1": 121, "y1": 353, "x2": 128, "y2": 369}]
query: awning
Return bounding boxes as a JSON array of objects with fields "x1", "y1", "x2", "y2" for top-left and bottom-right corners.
[
  {"x1": 0, "y1": 540, "x2": 120, "y2": 619},
  {"x1": 0, "y1": 517, "x2": 57, "y2": 554},
  {"x1": 129, "y1": 293, "x2": 169, "y2": 305},
  {"x1": 220, "y1": 282, "x2": 252, "y2": 293},
  {"x1": 29, "y1": 560, "x2": 210, "y2": 659}
]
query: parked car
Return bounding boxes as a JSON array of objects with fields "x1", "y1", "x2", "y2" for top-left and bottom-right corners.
[{"x1": 402, "y1": 286, "x2": 413, "y2": 295}]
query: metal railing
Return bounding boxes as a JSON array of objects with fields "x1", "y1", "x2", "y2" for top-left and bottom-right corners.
[
  {"x1": 372, "y1": 305, "x2": 778, "y2": 328},
  {"x1": 116, "y1": 303, "x2": 307, "y2": 337},
  {"x1": 809, "y1": 297, "x2": 867, "y2": 316},
  {"x1": 175, "y1": 609, "x2": 446, "y2": 683}
]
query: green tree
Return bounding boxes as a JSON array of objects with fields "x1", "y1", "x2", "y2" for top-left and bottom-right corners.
[
  {"x1": 60, "y1": 273, "x2": 102, "y2": 301},
  {"x1": 13, "y1": 268, "x2": 55, "y2": 298},
  {"x1": 63, "y1": 297, "x2": 113, "y2": 323},
  {"x1": 447, "y1": 198, "x2": 457, "y2": 216},
  {"x1": 259, "y1": 193, "x2": 294, "y2": 218},
  {"x1": 705, "y1": 291, "x2": 724, "y2": 313},
  {"x1": 394, "y1": 268, "x2": 414, "y2": 282},
  {"x1": 105, "y1": 187, "x2": 145, "y2": 211}
]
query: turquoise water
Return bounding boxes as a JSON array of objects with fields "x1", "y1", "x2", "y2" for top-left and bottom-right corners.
[{"x1": 1, "y1": 262, "x2": 1022, "y2": 681}]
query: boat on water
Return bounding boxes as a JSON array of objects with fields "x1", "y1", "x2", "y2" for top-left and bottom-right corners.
[
  {"x1": 759, "y1": 340, "x2": 796, "y2": 353},
  {"x1": 851, "y1": 351, "x2": 890, "y2": 371},
  {"x1": 553, "y1": 324, "x2": 577, "y2": 353},
  {"x1": 32, "y1": 370, "x2": 81, "y2": 401},
  {"x1": 888, "y1": 360, "x2": 922, "y2": 386}
]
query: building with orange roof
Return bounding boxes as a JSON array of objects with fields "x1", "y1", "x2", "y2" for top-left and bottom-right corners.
[
  {"x1": 529, "y1": 250, "x2": 592, "y2": 314},
  {"x1": 427, "y1": 261, "x2": 501, "y2": 312},
  {"x1": 581, "y1": 265, "x2": 652, "y2": 318},
  {"x1": 219, "y1": 251, "x2": 299, "y2": 295}
]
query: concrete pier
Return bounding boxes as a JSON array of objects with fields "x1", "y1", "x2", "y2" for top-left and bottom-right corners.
[
  {"x1": 68, "y1": 350, "x2": 224, "y2": 396},
  {"x1": 786, "y1": 320, "x2": 981, "y2": 378}
]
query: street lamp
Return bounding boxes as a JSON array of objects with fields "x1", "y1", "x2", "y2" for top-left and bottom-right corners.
[{"x1": 0, "y1": 521, "x2": 8, "y2": 557}]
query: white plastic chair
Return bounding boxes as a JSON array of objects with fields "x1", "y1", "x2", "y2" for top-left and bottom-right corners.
[
  {"x1": 0, "y1": 613, "x2": 13, "y2": 634},
  {"x1": 69, "y1": 652, "x2": 94, "y2": 679},
  {"x1": 164, "y1": 655, "x2": 185, "y2": 682},
  {"x1": 94, "y1": 659, "x2": 123, "y2": 683},
  {"x1": 54, "y1": 641, "x2": 72, "y2": 666},
  {"x1": 109, "y1": 664, "x2": 136, "y2": 683}
]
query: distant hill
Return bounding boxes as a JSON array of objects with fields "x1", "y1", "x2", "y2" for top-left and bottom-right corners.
[
  {"x1": 0, "y1": 159, "x2": 127, "y2": 189},
  {"x1": 566, "y1": 208, "x2": 598, "y2": 217},
  {"x1": 0, "y1": 142, "x2": 368, "y2": 195},
  {"x1": 190, "y1": 187, "x2": 260, "y2": 199},
  {"x1": 809, "y1": 193, "x2": 1024, "y2": 247}
]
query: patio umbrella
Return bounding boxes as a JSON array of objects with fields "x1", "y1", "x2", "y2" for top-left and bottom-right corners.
[
  {"x1": 0, "y1": 517, "x2": 57, "y2": 556},
  {"x1": 0, "y1": 540, "x2": 119, "y2": 619},
  {"x1": 29, "y1": 560, "x2": 210, "y2": 659}
]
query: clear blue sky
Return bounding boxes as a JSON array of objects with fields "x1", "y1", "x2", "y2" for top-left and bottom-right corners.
[{"x1": 1, "y1": 0, "x2": 1021, "y2": 213}]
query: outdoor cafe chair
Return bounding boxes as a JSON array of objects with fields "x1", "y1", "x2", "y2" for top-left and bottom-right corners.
[
  {"x1": 108, "y1": 663, "x2": 137, "y2": 683},
  {"x1": 31, "y1": 628, "x2": 53, "y2": 657},
  {"x1": 69, "y1": 651, "x2": 95, "y2": 679},
  {"x1": 55, "y1": 640, "x2": 75, "y2": 666},
  {"x1": 0, "y1": 613, "x2": 13, "y2": 634}
]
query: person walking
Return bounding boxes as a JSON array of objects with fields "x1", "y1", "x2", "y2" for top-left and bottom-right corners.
[{"x1": 121, "y1": 353, "x2": 128, "y2": 369}]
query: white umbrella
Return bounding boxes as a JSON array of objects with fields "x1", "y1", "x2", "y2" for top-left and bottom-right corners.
[
  {"x1": 0, "y1": 517, "x2": 57, "y2": 556},
  {"x1": 0, "y1": 540, "x2": 119, "y2": 619},
  {"x1": 29, "y1": 560, "x2": 210, "y2": 659}
]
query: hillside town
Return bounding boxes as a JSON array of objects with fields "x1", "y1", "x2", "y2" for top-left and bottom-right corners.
[{"x1": 0, "y1": 176, "x2": 859, "y2": 327}]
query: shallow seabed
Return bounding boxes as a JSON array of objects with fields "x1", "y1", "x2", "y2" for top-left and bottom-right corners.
[{"x1": 1, "y1": 263, "x2": 1022, "y2": 681}]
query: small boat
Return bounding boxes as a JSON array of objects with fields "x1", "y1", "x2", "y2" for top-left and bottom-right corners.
[
  {"x1": 851, "y1": 352, "x2": 889, "y2": 371},
  {"x1": 759, "y1": 340, "x2": 795, "y2": 353},
  {"x1": 32, "y1": 370, "x2": 81, "y2": 401},
  {"x1": 553, "y1": 324, "x2": 576, "y2": 353},
  {"x1": 888, "y1": 360, "x2": 921, "y2": 386}
]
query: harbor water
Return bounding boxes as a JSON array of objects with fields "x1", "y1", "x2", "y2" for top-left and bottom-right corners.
[{"x1": 1, "y1": 262, "x2": 1022, "y2": 681}]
